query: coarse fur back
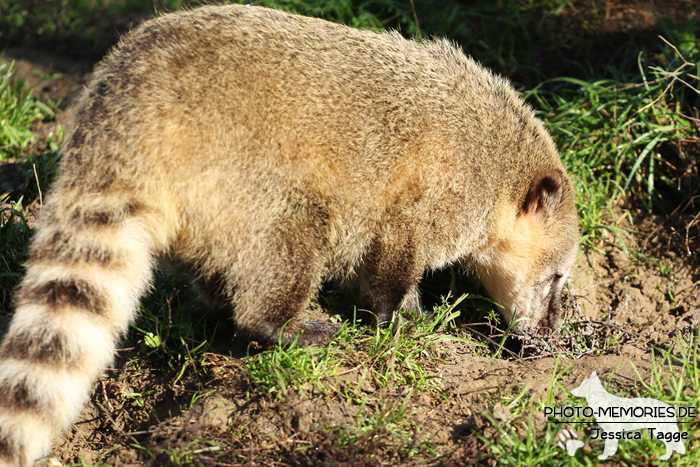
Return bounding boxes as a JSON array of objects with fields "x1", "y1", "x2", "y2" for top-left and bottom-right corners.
[{"x1": 0, "y1": 5, "x2": 578, "y2": 466}]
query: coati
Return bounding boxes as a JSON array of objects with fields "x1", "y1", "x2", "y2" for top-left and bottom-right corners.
[{"x1": 0, "y1": 4, "x2": 578, "y2": 466}]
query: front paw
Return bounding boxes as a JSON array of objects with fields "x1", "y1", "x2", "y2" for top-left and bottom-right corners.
[{"x1": 293, "y1": 320, "x2": 340, "y2": 346}]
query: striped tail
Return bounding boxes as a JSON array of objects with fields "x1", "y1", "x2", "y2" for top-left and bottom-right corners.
[{"x1": 0, "y1": 194, "x2": 163, "y2": 467}]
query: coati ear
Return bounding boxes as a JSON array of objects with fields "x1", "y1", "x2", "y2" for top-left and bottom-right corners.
[{"x1": 523, "y1": 169, "x2": 564, "y2": 220}]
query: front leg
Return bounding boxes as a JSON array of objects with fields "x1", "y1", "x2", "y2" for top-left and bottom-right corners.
[{"x1": 357, "y1": 228, "x2": 425, "y2": 323}]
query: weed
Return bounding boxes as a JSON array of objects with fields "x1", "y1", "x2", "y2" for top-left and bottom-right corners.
[{"x1": 658, "y1": 260, "x2": 673, "y2": 277}]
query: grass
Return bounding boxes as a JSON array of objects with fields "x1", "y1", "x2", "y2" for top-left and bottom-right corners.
[
  {"x1": 0, "y1": 61, "x2": 61, "y2": 310},
  {"x1": 245, "y1": 327, "x2": 345, "y2": 398},
  {"x1": 524, "y1": 36, "x2": 700, "y2": 251},
  {"x1": 0, "y1": 193, "x2": 30, "y2": 310},
  {"x1": 0, "y1": 0, "x2": 699, "y2": 465},
  {"x1": 241, "y1": 301, "x2": 479, "y2": 457},
  {"x1": 0, "y1": 61, "x2": 55, "y2": 161},
  {"x1": 246, "y1": 299, "x2": 477, "y2": 395},
  {"x1": 478, "y1": 332, "x2": 700, "y2": 466}
]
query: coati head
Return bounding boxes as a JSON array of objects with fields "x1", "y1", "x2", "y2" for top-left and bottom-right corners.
[{"x1": 474, "y1": 169, "x2": 579, "y2": 333}]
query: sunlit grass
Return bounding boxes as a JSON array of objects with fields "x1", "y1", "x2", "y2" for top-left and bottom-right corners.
[
  {"x1": 525, "y1": 37, "x2": 699, "y2": 250},
  {"x1": 0, "y1": 62, "x2": 54, "y2": 160}
]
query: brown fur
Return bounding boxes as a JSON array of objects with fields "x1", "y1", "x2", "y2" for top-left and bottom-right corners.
[{"x1": 0, "y1": 5, "x2": 578, "y2": 466}]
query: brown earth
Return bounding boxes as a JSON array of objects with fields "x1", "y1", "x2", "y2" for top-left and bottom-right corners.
[{"x1": 1, "y1": 12, "x2": 699, "y2": 465}]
